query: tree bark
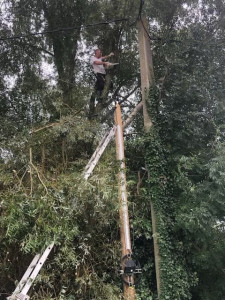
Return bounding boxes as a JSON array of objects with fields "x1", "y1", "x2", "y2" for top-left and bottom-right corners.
[{"x1": 41, "y1": 0, "x2": 82, "y2": 108}]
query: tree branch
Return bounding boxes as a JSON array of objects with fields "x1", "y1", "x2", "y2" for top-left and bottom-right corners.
[
  {"x1": 15, "y1": 41, "x2": 54, "y2": 57},
  {"x1": 123, "y1": 101, "x2": 143, "y2": 129},
  {"x1": 32, "y1": 122, "x2": 60, "y2": 133}
]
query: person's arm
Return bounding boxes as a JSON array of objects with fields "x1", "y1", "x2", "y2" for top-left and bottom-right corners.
[
  {"x1": 93, "y1": 60, "x2": 108, "y2": 67},
  {"x1": 101, "y1": 52, "x2": 114, "y2": 60}
]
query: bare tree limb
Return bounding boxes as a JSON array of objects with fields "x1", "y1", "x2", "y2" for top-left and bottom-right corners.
[
  {"x1": 30, "y1": 161, "x2": 48, "y2": 195},
  {"x1": 32, "y1": 122, "x2": 60, "y2": 133},
  {"x1": 123, "y1": 101, "x2": 143, "y2": 129},
  {"x1": 12, "y1": 169, "x2": 28, "y2": 195}
]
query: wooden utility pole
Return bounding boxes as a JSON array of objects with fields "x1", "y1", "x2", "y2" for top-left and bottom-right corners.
[
  {"x1": 137, "y1": 17, "x2": 154, "y2": 132},
  {"x1": 137, "y1": 17, "x2": 161, "y2": 298},
  {"x1": 115, "y1": 103, "x2": 135, "y2": 300}
]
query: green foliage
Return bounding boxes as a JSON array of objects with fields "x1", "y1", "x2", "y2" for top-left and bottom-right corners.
[
  {"x1": 0, "y1": 149, "x2": 122, "y2": 298},
  {"x1": 143, "y1": 127, "x2": 197, "y2": 300},
  {"x1": 174, "y1": 143, "x2": 225, "y2": 299},
  {"x1": 1, "y1": 0, "x2": 225, "y2": 299}
]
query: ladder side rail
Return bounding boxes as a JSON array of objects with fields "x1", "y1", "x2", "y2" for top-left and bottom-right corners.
[
  {"x1": 83, "y1": 101, "x2": 143, "y2": 180},
  {"x1": 83, "y1": 131, "x2": 109, "y2": 173},
  {"x1": 7, "y1": 254, "x2": 40, "y2": 300},
  {"x1": 84, "y1": 126, "x2": 116, "y2": 180},
  {"x1": 84, "y1": 126, "x2": 116, "y2": 173},
  {"x1": 20, "y1": 243, "x2": 54, "y2": 296},
  {"x1": 11, "y1": 254, "x2": 41, "y2": 296}
]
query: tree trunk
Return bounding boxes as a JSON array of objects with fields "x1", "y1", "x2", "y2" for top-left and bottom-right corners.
[{"x1": 41, "y1": 0, "x2": 82, "y2": 108}]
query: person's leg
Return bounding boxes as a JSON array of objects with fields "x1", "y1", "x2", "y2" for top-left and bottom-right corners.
[
  {"x1": 96, "y1": 73, "x2": 105, "y2": 93},
  {"x1": 88, "y1": 91, "x2": 96, "y2": 119}
]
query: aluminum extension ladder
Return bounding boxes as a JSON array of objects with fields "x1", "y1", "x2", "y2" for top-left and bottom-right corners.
[{"x1": 7, "y1": 243, "x2": 54, "y2": 300}]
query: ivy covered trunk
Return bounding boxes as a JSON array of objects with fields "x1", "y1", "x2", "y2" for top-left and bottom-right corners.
[{"x1": 144, "y1": 127, "x2": 197, "y2": 299}]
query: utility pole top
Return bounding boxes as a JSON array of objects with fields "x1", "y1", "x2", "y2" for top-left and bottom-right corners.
[{"x1": 137, "y1": 17, "x2": 154, "y2": 132}]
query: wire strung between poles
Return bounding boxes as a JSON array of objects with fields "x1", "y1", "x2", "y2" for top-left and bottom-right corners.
[{"x1": 0, "y1": 18, "x2": 129, "y2": 41}]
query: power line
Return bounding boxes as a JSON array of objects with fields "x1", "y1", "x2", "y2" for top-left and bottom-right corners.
[
  {"x1": 128, "y1": 0, "x2": 144, "y2": 27},
  {"x1": 137, "y1": 0, "x2": 225, "y2": 45},
  {"x1": 137, "y1": 0, "x2": 182, "y2": 44},
  {"x1": 140, "y1": 17, "x2": 182, "y2": 43},
  {"x1": 0, "y1": 18, "x2": 129, "y2": 41},
  {"x1": 0, "y1": 0, "x2": 184, "y2": 45},
  {"x1": 1, "y1": 1, "x2": 223, "y2": 47}
]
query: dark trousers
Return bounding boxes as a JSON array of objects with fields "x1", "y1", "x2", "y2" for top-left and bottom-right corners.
[
  {"x1": 95, "y1": 73, "x2": 106, "y2": 91},
  {"x1": 89, "y1": 73, "x2": 106, "y2": 118}
]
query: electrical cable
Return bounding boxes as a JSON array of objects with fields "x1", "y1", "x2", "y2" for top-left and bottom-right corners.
[
  {"x1": 137, "y1": 0, "x2": 144, "y2": 21},
  {"x1": 137, "y1": 0, "x2": 225, "y2": 46},
  {"x1": 129, "y1": 0, "x2": 225, "y2": 45},
  {"x1": 0, "y1": 18, "x2": 129, "y2": 41},
  {"x1": 140, "y1": 17, "x2": 182, "y2": 43},
  {"x1": 1, "y1": 1, "x2": 223, "y2": 46},
  {"x1": 128, "y1": 0, "x2": 144, "y2": 27},
  {"x1": 138, "y1": 0, "x2": 183, "y2": 44}
]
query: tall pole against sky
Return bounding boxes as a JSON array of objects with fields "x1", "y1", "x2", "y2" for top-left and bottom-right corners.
[{"x1": 115, "y1": 103, "x2": 135, "y2": 300}]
